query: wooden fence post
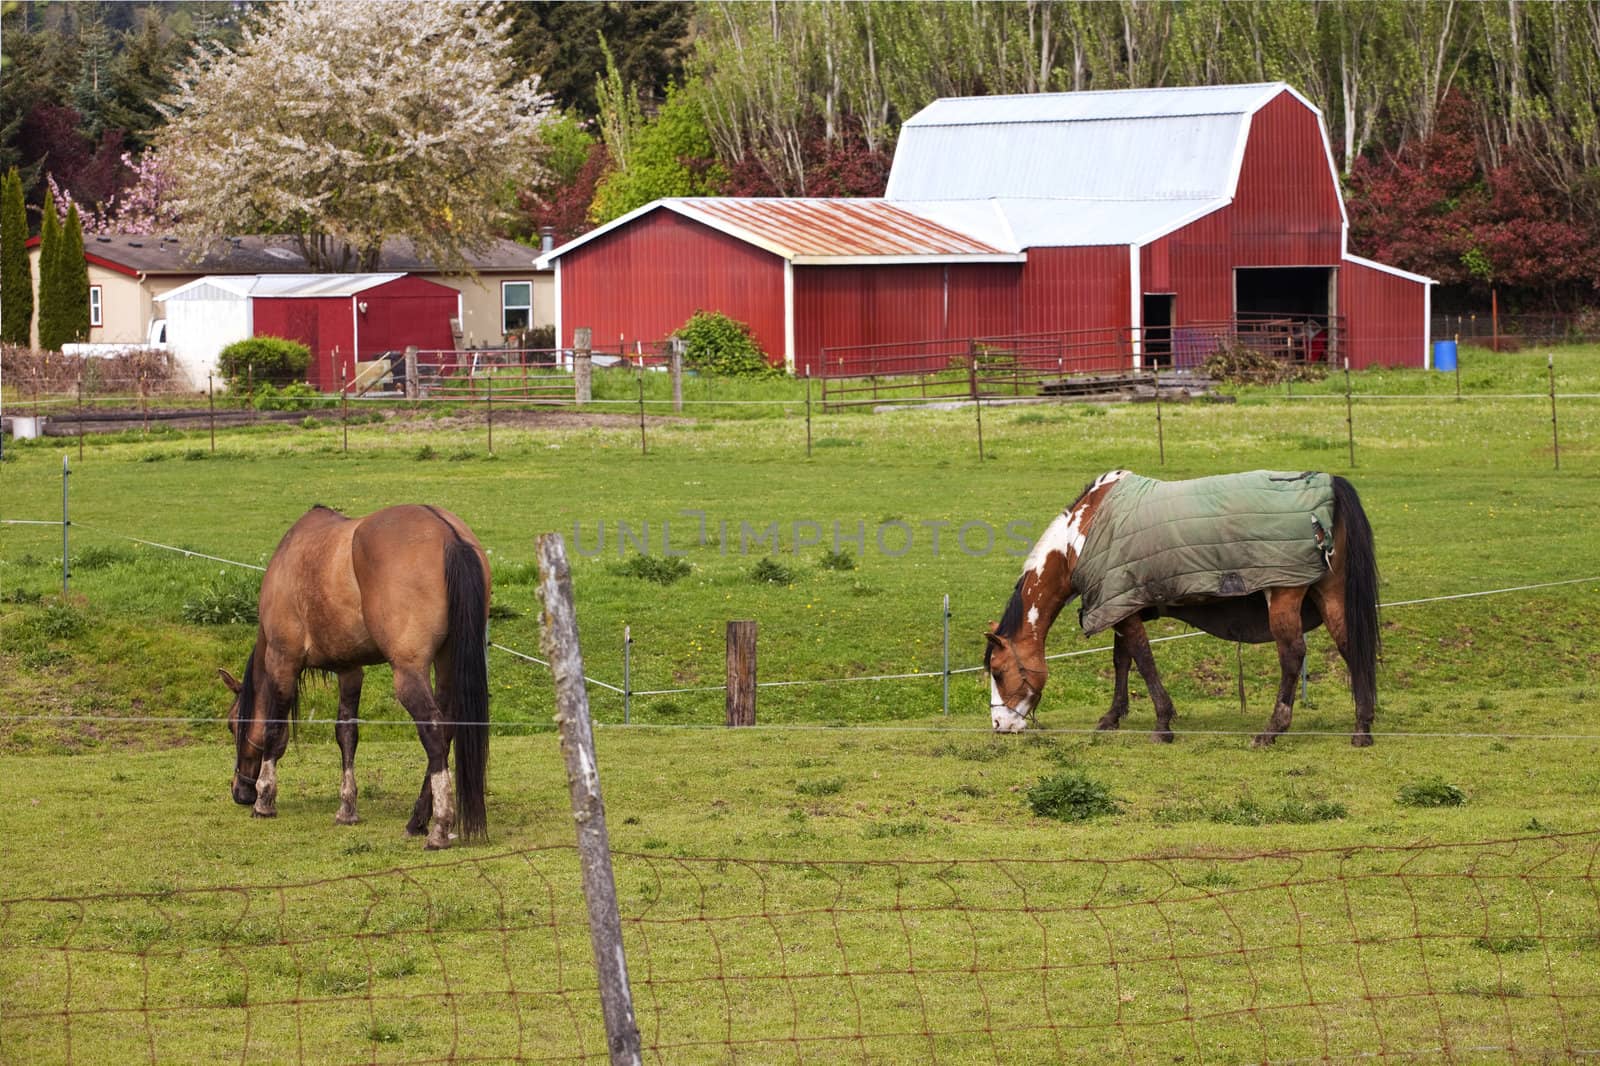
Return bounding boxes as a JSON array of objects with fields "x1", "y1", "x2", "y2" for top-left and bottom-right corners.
[
  {"x1": 404, "y1": 345, "x2": 419, "y2": 400},
  {"x1": 669, "y1": 338, "x2": 684, "y2": 413},
  {"x1": 574, "y1": 327, "x2": 593, "y2": 404},
  {"x1": 726, "y1": 620, "x2": 756, "y2": 726},
  {"x1": 536, "y1": 534, "x2": 643, "y2": 1066}
]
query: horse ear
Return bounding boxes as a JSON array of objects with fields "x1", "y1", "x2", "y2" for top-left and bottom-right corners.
[
  {"x1": 985, "y1": 626, "x2": 1005, "y2": 648},
  {"x1": 218, "y1": 668, "x2": 242, "y2": 694}
]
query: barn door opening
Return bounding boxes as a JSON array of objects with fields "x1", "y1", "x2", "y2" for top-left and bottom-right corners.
[
  {"x1": 1234, "y1": 267, "x2": 1335, "y2": 364},
  {"x1": 1141, "y1": 293, "x2": 1175, "y2": 368}
]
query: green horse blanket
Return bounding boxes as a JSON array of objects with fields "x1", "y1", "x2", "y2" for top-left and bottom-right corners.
[{"x1": 1074, "y1": 471, "x2": 1335, "y2": 636}]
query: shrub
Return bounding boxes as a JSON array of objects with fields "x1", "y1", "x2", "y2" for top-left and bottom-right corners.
[
  {"x1": 1026, "y1": 770, "x2": 1119, "y2": 822},
  {"x1": 611, "y1": 554, "x2": 691, "y2": 584},
  {"x1": 819, "y1": 548, "x2": 856, "y2": 572},
  {"x1": 248, "y1": 382, "x2": 328, "y2": 411},
  {"x1": 675, "y1": 311, "x2": 778, "y2": 378},
  {"x1": 181, "y1": 572, "x2": 259, "y2": 625},
  {"x1": 749, "y1": 558, "x2": 794, "y2": 585},
  {"x1": 218, "y1": 336, "x2": 312, "y2": 389}
]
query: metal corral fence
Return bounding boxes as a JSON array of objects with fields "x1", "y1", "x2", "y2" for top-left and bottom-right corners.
[{"x1": 818, "y1": 316, "x2": 1351, "y2": 410}]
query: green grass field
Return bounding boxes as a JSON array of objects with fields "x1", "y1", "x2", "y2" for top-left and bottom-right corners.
[{"x1": 2, "y1": 347, "x2": 1598, "y2": 1063}]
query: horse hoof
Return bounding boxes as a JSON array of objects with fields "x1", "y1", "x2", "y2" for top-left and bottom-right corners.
[
  {"x1": 1251, "y1": 734, "x2": 1276, "y2": 748},
  {"x1": 424, "y1": 836, "x2": 452, "y2": 851},
  {"x1": 251, "y1": 809, "x2": 277, "y2": 819},
  {"x1": 335, "y1": 813, "x2": 360, "y2": 826},
  {"x1": 1351, "y1": 733, "x2": 1374, "y2": 748},
  {"x1": 1095, "y1": 716, "x2": 1123, "y2": 731},
  {"x1": 1151, "y1": 730, "x2": 1175, "y2": 744}
]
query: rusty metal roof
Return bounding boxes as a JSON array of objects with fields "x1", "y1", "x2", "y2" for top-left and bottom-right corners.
[
  {"x1": 677, "y1": 198, "x2": 1018, "y2": 261},
  {"x1": 538, "y1": 197, "x2": 1025, "y2": 267}
]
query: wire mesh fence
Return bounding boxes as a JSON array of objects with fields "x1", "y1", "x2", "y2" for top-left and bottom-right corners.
[{"x1": 3, "y1": 831, "x2": 1596, "y2": 1063}]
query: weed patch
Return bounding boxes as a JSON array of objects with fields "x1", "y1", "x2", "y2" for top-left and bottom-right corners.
[
  {"x1": 610, "y1": 555, "x2": 691, "y2": 585},
  {"x1": 1026, "y1": 770, "x2": 1119, "y2": 822},
  {"x1": 1397, "y1": 777, "x2": 1467, "y2": 808}
]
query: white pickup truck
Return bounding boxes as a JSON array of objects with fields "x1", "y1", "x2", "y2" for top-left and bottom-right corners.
[{"x1": 62, "y1": 318, "x2": 168, "y2": 357}]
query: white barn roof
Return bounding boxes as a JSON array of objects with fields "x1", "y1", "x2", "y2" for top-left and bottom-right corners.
[
  {"x1": 887, "y1": 82, "x2": 1334, "y2": 247},
  {"x1": 157, "y1": 273, "x2": 407, "y2": 301}
]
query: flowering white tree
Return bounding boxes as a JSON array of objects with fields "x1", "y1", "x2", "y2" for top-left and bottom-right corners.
[{"x1": 154, "y1": 0, "x2": 553, "y2": 271}]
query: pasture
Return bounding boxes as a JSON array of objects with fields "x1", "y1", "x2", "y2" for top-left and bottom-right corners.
[{"x1": 2, "y1": 349, "x2": 1599, "y2": 1062}]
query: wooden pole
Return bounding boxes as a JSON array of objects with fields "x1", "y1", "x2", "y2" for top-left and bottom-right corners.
[
  {"x1": 404, "y1": 345, "x2": 419, "y2": 400},
  {"x1": 1343, "y1": 357, "x2": 1355, "y2": 468},
  {"x1": 340, "y1": 362, "x2": 349, "y2": 453},
  {"x1": 969, "y1": 344, "x2": 984, "y2": 461},
  {"x1": 1153, "y1": 363, "x2": 1165, "y2": 465},
  {"x1": 669, "y1": 340, "x2": 683, "y2": 413},
  {"x1": 622, "y1": 625, "x2": 631, "y2": 725},
  {"x1": 1548, "y1": 353, "x2": 1560, "y2": 471},
  {"x1": 574, "y1": 327, "x2": 592, "y2": 405},
  {"x1": 942, "y1": 594, "x2": 950, "y2": 716},
  {"x1": 1236, "y1": 642, "x2": 1246, "y2": 717},
  {"x1": 535, "y1": 534, "x2": 643, "y2": 1066},
  {"x1": 1453, "y1": 332, "x2": 1461, "y2": 400},
  {"x1": 61, "y1": 455, "x2": 70, "y2": 597},
  {"x1": 487, "y1": 371, "x2": 494, "y2": 455},
  {"x1": 805, "y1": 373, "x2": 813, "y2": 458},
  {"x1": 76, "y1": 377, "x2": 84, "y2": 461},
  {"x1": 208, "y1": 373, "x2": 216, "y2": 453},
  {"x1": 725, "y1": 620, "x2": 756, "y2": 727},
  {"x1": 636, "y1": 377, "x2": 646, "y2": 455}
]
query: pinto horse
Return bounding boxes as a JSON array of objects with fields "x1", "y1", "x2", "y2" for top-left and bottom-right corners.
[
  {"x1": 220, "y1": 504, "x2": 491, "y2": 848},
  {"x1": 985, "y1": 470, "x2": 1379, "y2": 746}
]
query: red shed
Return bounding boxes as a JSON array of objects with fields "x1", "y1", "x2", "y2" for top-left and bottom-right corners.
[
  {"x1": 249, "y1": 274, "x2": 460, "y2": 390},
  {"x1": 540, "y1": 83, "x2": 1433, "y2": 372}
]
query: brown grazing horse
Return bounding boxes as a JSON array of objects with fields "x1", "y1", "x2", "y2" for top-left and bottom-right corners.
[
  {"x1": 220, "y1": 504, "x2": 491, "y2": 848},
  {"x1": 985, "y1": 470, "x2": 1380, "y2": 746}
]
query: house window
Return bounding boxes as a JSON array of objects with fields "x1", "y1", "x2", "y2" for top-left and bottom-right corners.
[
  {"x1": 89, "y1": 285, "x2": 102, "y2": 327},
  {"x1": 502, "y1": 281, "x2": 531, "y2": 334}
]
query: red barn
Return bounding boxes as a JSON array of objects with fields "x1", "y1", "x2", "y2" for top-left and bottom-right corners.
[
  {"x1": 541, "y1": 83, "x2": 1433, "y2": 372},
  {"x1": 249, "y1": 274, "x2": 459, "y2": 390}
]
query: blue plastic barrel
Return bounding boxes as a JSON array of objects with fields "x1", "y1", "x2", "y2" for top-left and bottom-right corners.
[{"x1": 1432, "y1": 340, "x2": 1457, "y2": 372}]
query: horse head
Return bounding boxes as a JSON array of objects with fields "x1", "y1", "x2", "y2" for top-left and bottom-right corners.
[
  {"x1": 219, "y1": 658, "x2": 282, "y2": 811},
  {"x1": 985, "y1": 623, "x2": 1047, "y2": 733}
]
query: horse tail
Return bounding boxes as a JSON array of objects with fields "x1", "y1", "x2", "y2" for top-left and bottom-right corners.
[
  {"x1": 1331, "y1": 476, "x2": 1380, "y2": 716},
  {"x1": 444, "y1": 537, "x2": 490, "y2": 841}
]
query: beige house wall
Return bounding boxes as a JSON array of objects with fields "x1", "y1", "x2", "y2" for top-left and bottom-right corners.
[
  {"x1": 433, "y1": 271, "x2": 554, "y2": 346},
  {"x1": 24, "y1": 249, "x2": 184, "y2": 349}
]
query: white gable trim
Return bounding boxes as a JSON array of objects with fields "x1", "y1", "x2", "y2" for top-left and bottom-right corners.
[{"x1": 1343, "y1": 253, "x2": 1436, "y2": 286}]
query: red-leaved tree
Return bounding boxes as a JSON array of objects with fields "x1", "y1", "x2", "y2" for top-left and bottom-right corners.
[{"x1": 1346, "y1": 93, "x2": 1597, "y2": 309}]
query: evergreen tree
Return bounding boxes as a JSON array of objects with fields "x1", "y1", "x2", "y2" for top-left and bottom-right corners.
[
  {"x1": 35, "y1": 188, "x2": 66, "y2": 351},
  {"x1": 60, "y1": 203, "x2": 91, "y2": 344},
  {"x1": 0, "y1": 168, "x2": 33, "y2": 346}
]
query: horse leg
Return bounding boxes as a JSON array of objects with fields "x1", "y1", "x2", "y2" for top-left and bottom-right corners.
[
  {"x1": 1096, "y1": 630, "x2": 1133, "y2": 731},
  {"x1": 393, "y1": 665, "x2": 457, "y2": 849},
  {"x1": 334, "y1": 668, "x2": 363, "y2": 826},
  {"x1": 252, "y1": 653, "x2": 299, "y2": 819},
  {"x1": 1113, "y1": 617, "x2": 1177, "y2": 743},
  {"x1": 1316, "y1": 591, "x2": 1374, "y2": 747},
  {"x1": 1253, "y1": 588, "x2": 1308, "y2": 747}
]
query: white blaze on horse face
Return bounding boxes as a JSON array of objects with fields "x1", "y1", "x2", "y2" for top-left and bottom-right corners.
[
  {"x1": 990, "y1": 675, "x2": 1030, "y2": 733},
  {"x1": 1026, "y1": 470, "x2": 1127, "y2": 578}
]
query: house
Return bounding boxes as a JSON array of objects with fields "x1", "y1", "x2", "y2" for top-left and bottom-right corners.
[
  {"x1": 156, "y1": 273, "x2": 459, "y2": 390},
  {"x1": 26, "y1": 233, "x2": 552, "y2": 364},
  {"x1": 538, "y1": 83, "x2": 1433, "y2": 372}
]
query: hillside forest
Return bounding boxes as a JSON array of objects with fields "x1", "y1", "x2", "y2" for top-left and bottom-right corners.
[{"x1": 3, "y1": 0, "x2": 1599, "y2": 314}]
